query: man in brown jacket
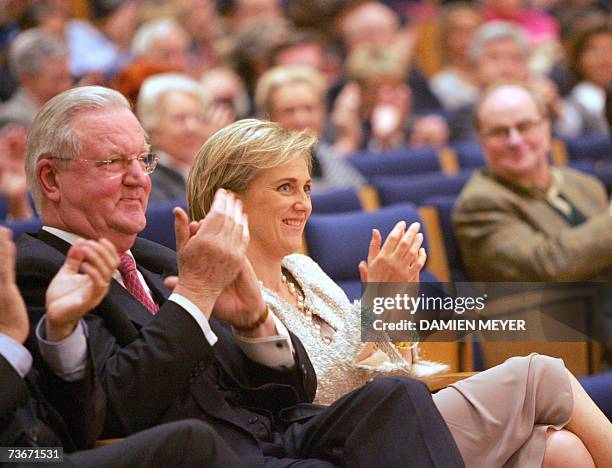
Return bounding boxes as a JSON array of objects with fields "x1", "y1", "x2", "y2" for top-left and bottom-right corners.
[
  {"x1": 452, "y1": 83, "x2": 612, "y2": 375},
  {"x1": 453, "y1": 83, "x2": 612, "y2": 283}
]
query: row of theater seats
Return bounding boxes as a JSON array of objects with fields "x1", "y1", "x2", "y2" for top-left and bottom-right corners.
[{"x1": 343, "y1": 132, "x2": 611, "y2": 187}]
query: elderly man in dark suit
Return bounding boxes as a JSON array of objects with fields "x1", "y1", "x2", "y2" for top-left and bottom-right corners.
[
  {"x1": 15, "y1": 85, "x2": 464, "y2": 466},
  {"x1": 0, "y1": 226, "x2": 243, "y2": 467}
]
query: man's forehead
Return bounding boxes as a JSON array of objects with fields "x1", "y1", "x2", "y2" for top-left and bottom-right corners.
[
  {"x1": 71, "y1": 107, "x2": 147, "y2": 149},
  {"x1": 479, "y1": 87, "x2": 538, "y2": 125}
]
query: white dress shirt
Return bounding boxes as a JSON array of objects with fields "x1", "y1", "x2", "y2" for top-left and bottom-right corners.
[{"x1": 38, "y1": 227, "x2": 295, "y2": 378}]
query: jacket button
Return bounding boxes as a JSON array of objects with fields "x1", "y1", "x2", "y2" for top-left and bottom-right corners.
[{"x1": 248, "y1": 416, "x2": 259, "y2": 424}]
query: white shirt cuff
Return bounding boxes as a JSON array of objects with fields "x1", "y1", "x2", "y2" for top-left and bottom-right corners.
[
  {"x1": 0, "y1": 332, "x2": 32, "y2": 378},
  {"x1": 36, "y1": 316, "x2": 87, "y2": 381},
  {"x1": 168, "y1": 293, "x2": 218, "y2": 346},
  {"x1": 233, "y1": 310, "x2": 295, "y2": 370}
]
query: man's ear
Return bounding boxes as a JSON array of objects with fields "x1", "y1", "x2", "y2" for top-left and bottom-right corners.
[{"x1": 36, "y1": 158, "x2": 61, "y2": 203}]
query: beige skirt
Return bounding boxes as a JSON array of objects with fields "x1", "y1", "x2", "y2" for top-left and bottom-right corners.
[{"x1": 432, "y1": 354, "x2": 573, "y2": 468}]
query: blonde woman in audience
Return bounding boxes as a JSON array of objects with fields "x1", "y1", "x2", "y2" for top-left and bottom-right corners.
[
  {"x1": 187, "y1": 118, "x2": 612, "y2": 468},
  {"x1": 256, "y1": 65, "x2": 365, "y2": 188}
]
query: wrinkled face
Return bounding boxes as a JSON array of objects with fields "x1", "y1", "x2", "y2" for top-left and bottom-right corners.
[
  {"x1": 579, "y1": 32, "x2": 612, "y2": 88},
  {"x1": 238, "y1": 158, "x2": 312, "y2": 260},
  {"x1": 476, "y1": 37, "x2": 528, "y2": 86},
  {"x1": 23, "y1": 56, "x2": 72, "y2": 105},
  {"x1": 50, "y1": 108, "x2": 151, "y2": 252},
  {"x1": 151, "y1": 91, "x2": 208, "y2": 166},
  {"x1": 478, "y1": 87, "x2": 551, "y2": 184},
  {"x1": 269, "y1": 82, "x2": 324, "y2": 135}
]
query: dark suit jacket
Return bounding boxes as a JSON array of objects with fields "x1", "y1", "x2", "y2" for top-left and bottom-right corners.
[
  {"x1": 16, "y1": 231, "x2": 318, "y2": 464},
  {"x1": 0, "y1": 352, "x2": 103, "y2": 453},
  {"x1": 149, "y1": 162, "x2": 187, "y2": 203}
]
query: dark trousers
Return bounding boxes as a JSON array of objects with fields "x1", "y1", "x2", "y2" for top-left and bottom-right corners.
[
  {"x1": 264, "y1": 377, "x2": 465, "y2": 467},
  {"x1": 67, "y1": 420, "x2": 244, "y2": 468}
]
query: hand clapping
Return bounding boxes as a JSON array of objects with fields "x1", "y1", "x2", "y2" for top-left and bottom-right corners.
[
  {"x1": 173, "y1": 189, "x2": 264, "y2": 326},
  {"x1": 45, "y1": 238, "x2": 119, "y2": 341},
  {"x1": 0, "y1": 227, "x2": 29, "y2": 343}
]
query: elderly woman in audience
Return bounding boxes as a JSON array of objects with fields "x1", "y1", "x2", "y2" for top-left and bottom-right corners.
[
  {"x1": 137, "y1": 73, "x2": 231, "y2": 202},
  {"x1": 559, "y1": 17, "x2": 612, "y2": 137},
  {"x1": 187, "y1": 118, "x2": 612, "y2": 468},
  {"x1": 256, "y1": 65, "x2": 365, "y2": 189},
  {"x1": 429, "y1": 2, "x2": 483, "y2": 112}
]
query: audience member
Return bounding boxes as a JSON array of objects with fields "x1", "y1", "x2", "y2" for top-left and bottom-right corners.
[
  {"x1": 131, "y1": 17, "x2": 191, "y2": 74},
  {"x1": 334, "y1": 1, "x2": 441, "y2": 112},
  {"x1": 343, "y1": 46, "x2": 449, "y2": 151},
  {"x1": 256, "y1": 65, "x2": 365, "y2": 188},
  {"x1": 220, "y1": 0, "x2": 284, "y2": 33},
  {"x1": 228, "y1": 18, "x2": 289, "y2": 114},
  {"x1": 187, "y1": 117, "x2": 612, "y2": 468},
  {"x1": 448, "y1": 21, "x2": 564, "y2": 141},
  {"x1": 429, "y1": 2, "x2": 483, "y2": 112},
  {"x1": 482, "y1": 0, "x2": 559, "y2": 46},
  {"x1": 175, "y1": 0, "x2": 225, "y2": 78},
  {"x1": 558, "y1": 17, "x2": 612, "y2": 137},
  {"x1": 0, "y1": 124, "x2": 31, "y2": 220},
  {"x1": 29, "y1": 0, "x2": 121, "y2": 78},
  {"x1": 16, "y1": 85, "x2": 465, "y2": 466},
  {"x1": 0, "y1": 226, "x2": 244, "y2": 466},
  {"x1": 0, "y1": 28, "x2": 71, "y2": 127},
  {"x1": 453, "y1": 83, "x2": 612, "y2": 282},
  {"x1": 137, "y1": 73, "x2": 223, "y2": 202},
  {"x1": 269, "y1": 29, "x2": 343, "y2": 89},
  {"x1": 199, "y1": 66, "x2": 250, "y2": 121}
]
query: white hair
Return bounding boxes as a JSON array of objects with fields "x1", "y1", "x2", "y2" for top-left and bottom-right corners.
[
  {"x1": 131, "y1": 17, "x2": 184, "y2": 56},
  {"x1": 137, "y1": 73, "x2": 206, "y2": 133},
  {"x1": 469, "y1": 20, "x2": 529, "y2": 64},
  {"x1": 9, "y1": 27, "x2": 68, "y2": 76},
  {"x1": 25, "y1": 86, "x2": 130, "y2": 214}
]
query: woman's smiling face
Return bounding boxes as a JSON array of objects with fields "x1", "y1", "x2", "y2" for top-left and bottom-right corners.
[{"x1": 238, "y1": 157, "x2": 312, "y2": 259}]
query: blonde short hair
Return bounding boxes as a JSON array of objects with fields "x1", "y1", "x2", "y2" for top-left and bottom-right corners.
[
  {"x1": 188, "y1": 118, "x2": 317, "y2": 220},
  {"x1": 255, "y1": 65, "x2": 326, "y2": 118}
]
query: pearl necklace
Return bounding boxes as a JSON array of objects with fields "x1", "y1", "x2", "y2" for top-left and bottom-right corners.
[
  {"x1": 281, "y1": 272, "x2": 311, "y2": 317},
  {"x1": 278, "y1": 272, "x2": 332, "y2": 344}
]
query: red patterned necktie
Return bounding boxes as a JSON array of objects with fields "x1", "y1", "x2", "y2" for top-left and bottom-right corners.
[{"x1": 118, "y1": 253, "x2": 159, "y2": 314}]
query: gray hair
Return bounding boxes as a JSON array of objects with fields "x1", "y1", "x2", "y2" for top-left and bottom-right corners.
[
  {"x1": 9, "y1": 28, "x2": 68, "y2": 77},
  {"x1": 469, "y1": 21, "x2": 529, "y2": 64},
  {"x1": 137, "y1": 73, "x2": 206, "y2": 133},
  {"x1": 131, "y1": 17, "x2": 184, "y2": 56},
  {"x1": 25, "y1": 86, "x2": 130, "y2": 213}
]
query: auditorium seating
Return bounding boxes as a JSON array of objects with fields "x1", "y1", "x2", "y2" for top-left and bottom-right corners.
[
  {"x1": 346, "y1": 146, "x2": 443, "y2": 180},
  {"x1": 373, "y1": 170, "x2": 472, "y2": 207},
  {"x1": 138, "y1": 198, "x2": 187, "y2": 250}
]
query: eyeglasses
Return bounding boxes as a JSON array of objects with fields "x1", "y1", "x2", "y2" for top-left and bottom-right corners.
[
  {"x1": 482, "y1": 119, "x2": 543, "y2": 142},
  {"x1": 50, "y1": 152, "x2": 159, "y2": 176}
]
